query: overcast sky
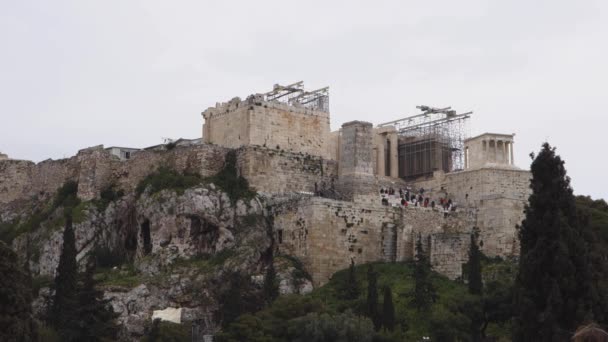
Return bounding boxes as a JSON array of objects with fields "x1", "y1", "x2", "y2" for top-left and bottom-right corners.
[{"x1": 1, "y1": 1, "x2": 606, "y2": 199}]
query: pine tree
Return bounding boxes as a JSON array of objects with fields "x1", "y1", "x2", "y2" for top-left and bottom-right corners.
[
  {"x1": 410, "y1": 234, "x2": 437, "y2": 313},
  {"x1": 366, "y1": 265, "x2": 381, "y2": 331},
  {"x1": 345, "y1": 259, "x2": 360, "y2": 300},
  {"x1": 513, "y1": 143, "x2": 594, "y2": 342},
  {"x1": 0, "y1": 241, "x2": 38, "y2": 342},
  {"x1": 382, "y1": 285, "x2": 395, "y2": 332},
  {"x1": 75, "y1": 259, "x2": 119, "y2": 341},
  {"x1": 467, "y1": 230, "x2": 483, "y2": 342},
  {"x1": 263, "y1": 262, "x2": 279, "y2": 303},
  {"x1": 50, "y1": 214, "x2": 80, "y2": 340}
]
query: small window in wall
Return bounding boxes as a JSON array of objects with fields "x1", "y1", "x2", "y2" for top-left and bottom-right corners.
[{"x1": 278, "y1": 229, "x2": 283, "y2": 244}]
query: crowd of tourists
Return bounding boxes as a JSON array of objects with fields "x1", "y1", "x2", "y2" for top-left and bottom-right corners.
[{"x1": 379, "y1": 186, "x2": 457, "y2": 216}]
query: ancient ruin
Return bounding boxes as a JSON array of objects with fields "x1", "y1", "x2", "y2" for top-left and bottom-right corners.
[{"x1": 0, "y1": 81, "x2": 530, "y2": 286}]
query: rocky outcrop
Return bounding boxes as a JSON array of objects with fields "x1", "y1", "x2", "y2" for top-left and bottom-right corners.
[{"x1": 9, "y1": 183, "x2": 276, "y2": 340}]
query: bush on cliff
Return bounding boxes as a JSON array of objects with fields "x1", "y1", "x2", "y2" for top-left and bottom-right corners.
[
  {"x1": 136, "y1": 167, "x2": 203, "y2": 197},
  {"x1": 0, "y1": 180, "x2": 80, "y2": 243},
  {"x1": 135, "y1": 150, "x2": 256, "y2": 203}
]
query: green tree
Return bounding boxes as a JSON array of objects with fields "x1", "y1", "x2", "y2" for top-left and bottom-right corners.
[
  {"x1": 467, "y1": 230, "x2": 483, "y2": 342},
  {"x1": 263, "y1": 261, "x2": 279, "y2": 304},
  {"x1": 75, "y1": 260, "x2": 119, "y2": 341},
  {"x1": 366, "y1": 265, "x2": 381, "y2": 331},
  {"x1": 382, "y1": 285, "x2": 395, "y2": 332},
  {"x1": 343, "y1": 259, "x2": 360, "y2": 301},
  {"x1": 0, "y1": 241, "x2": 38, "y2": 342},
  {"x1": 49, "y1": 214, "x2": 80, "y2": 340},
  {"x1": 410, "y1": 234, "x2": 437, "y2": 313},
  {"x1": 220, "y1": 272, "x2": 262, "y2": 328},
  {"x1": 513, "y1": 143, "x2": 594, "y2": 342},
  {"x1": 289, "y1": 311, "x2": 375, "y2": 342}
]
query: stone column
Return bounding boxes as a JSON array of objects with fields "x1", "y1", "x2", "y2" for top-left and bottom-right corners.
[
  {"x1": 389, "y1": 133, "x2": 399, "y2": 178},
  {"x1": 510, "y1": 142, "x2": 514, "y2": 165},
  {"x1": 464, "y1": 147, "x2": 468, "y2": 169}
]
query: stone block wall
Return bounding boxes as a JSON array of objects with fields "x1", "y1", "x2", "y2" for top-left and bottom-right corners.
[
  {"x1": 202, "y1": 97, "x2": 331, "y2": 159},
  {"x1": 430, "y1": 233, "x2": 470, "y2": 279},
  {"x1": 0, "y1": 144, "x2": 229, "y2": 208},
  {"x1": 237, "y1": 146, "x2": 338, "y2": 195},
  {"x1": 410, "y1": 167, "x2": 530, "y2": 257},
  {"x1": 273, "y1": 196, "x2": 471, "y2": 285}
]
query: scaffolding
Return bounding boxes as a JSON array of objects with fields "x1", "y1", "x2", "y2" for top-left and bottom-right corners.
[
  {"x1": 379, "y1": 106, "x2": 472, "y2": 180},
  {"x1": 262, "y1": 81, "x2": 330, "y2": 112}
]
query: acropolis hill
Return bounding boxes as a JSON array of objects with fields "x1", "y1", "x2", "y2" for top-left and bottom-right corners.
[{"x1": 0, "y1": 82, "x2": 530, "y2": 287}]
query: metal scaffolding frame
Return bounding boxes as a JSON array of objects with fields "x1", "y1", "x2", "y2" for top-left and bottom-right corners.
[
  {"x1": 379, "y1": 105, "x2": 472, "y2": 179},
  {"x1": 263, "y1": 81, "x2": 330, "y2": 112}
]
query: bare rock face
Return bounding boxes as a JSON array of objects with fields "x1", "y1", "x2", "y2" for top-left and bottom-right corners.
[{"x1": 17, "y1": 184, "x2": 275, "y2": 340}]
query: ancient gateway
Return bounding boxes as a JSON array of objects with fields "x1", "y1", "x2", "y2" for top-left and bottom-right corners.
[{"x1": 0, "y1": 82, "x2": 530, "y2": 285}]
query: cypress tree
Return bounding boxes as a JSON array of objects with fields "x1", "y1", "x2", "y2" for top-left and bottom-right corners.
[
  {"x1": 50, "y1": 213, "x2": 80, "y2": 340},
  {"x1": 345, "y1": 258, "x2": 360, "y2": 300},
  {"x1": 410, "y1": 234, "x2": 437, "y2": 313},
  {"x1": 382, "y1": 285, "x2": 395, "y2": 332},
  {"x1": 0, "y1": 241, "x2": 38, "y2": 342},
  {"x1": 513, "y1": 143, "x2": 593, "y2": 342},
  {"x1": 366, "y1": 265, "x2": 381, "y2": 331},
  {"x1": 467, "y1": 230, "x2": 483, "y2": 342},
  {"x1": 263, "y1": 262, "x2": 279, "y2": 303},
  {"x1": 75, "y1": 259, "x2": 119, "y2": 341}
]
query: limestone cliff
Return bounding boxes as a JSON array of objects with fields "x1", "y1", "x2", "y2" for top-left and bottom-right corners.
[{"x1": 3, "y1": 180, "x2": 312, "y2": 340}]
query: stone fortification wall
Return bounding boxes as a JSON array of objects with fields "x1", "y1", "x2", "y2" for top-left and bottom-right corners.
[
  {"x1": 410, "y1": 167, "x2": 530, "y2": 256},
  {"x1": 273, "y1": 196, "x2": 471, "y2": 285},
  {"x1": 337, "y1": 121, "x2": 377, "y2": 202},
  {"x1": 237, "y1": 146, "x2": 338, "y2": 195},
  {"x1": 430, "y1": 233, "x2": 470, "y2": 279},
  {"x1": 202, "y1": 96, "x2": 331, "y2": 159},
  {"x1": 0, "y1": 144, "x2": 229, "y2": 208}
]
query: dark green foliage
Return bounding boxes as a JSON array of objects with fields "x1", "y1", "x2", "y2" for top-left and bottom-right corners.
[
  {"x1": 135, "y1": 151, "x2": 256, "y2": 203},
  {"x1": 53, "y1": 180, "x2": 80, "y2": 211},
  {"x1": 513, "y1": 143, "x2": 594, "y2": 342},
  {"x1": 0, "y1": 241, "x2": 38, "y2": 342},
  {"x1": 218, "y1": 295, "x2": 385, "y2": 342},
  {"x1": 219, "y1": 272, "x2": 263, "y2": 328},
  {"x1": 410, "y1": 235, "x2": 437, "y2": 313},
  {"x1": 382, "y1": 285, "x2": 395, "y2": 332},
  {"x1": 467, "y1": 230, "x2": 483, "y2": 342},
  {"x1": 263, "y1": 262, "x2": 279, "y2": 304},
  {"x1": 94, "y1": 185, "x2": 124, "y2": 211},
  {"x1": 367, "y1": 265, "x2": 381, "y2": 331},
  {"x1": 49, "y1": 214, "x2": 80, "y2": 340},
  {"x1": 575, "y1": 195, "x2": 608, "y2": 324},
  {"x1": 165, "y1": 141, "x2": 177, "y2": 150},
  {"x1": 467, "y1": 230, "x2": 483, "y2": 296},
  {"x1": 74, "y1": 261, "x2": 119, "y2": 341},
  {"x1": 342, "y1": 259, "x2": 360, "y2": 301},
  {"x1": 142, "y1": 319, "x2": 191, "y2": 342},
  {"x1": 208, "y1": 150, "x2": 256, "y2": 204},
  {"x1": 0, "y1": 180, "x2": 80, "y2": 244},
  {"x1": 216, "y1": 295, "x2": 325, "y2": 342},
  {"x1": 288, "y1": 310, "x2": 376, "y2": 342},
  {"x1": 136, "y1": 167, "x2": 203, "y2": 197}
]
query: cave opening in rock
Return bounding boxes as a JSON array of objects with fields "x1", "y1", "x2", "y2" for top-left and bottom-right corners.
[
  {"x1": 189, "y1": 216, "x2": 219, "y2": 254},
  {"x1": 141, "y1": 219, "x2": 152, "y2": 255}
]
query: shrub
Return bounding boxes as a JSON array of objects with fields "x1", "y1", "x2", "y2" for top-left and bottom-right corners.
[{"x1": 136, "y1": 167, "x2": 203, "y2": 197}]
